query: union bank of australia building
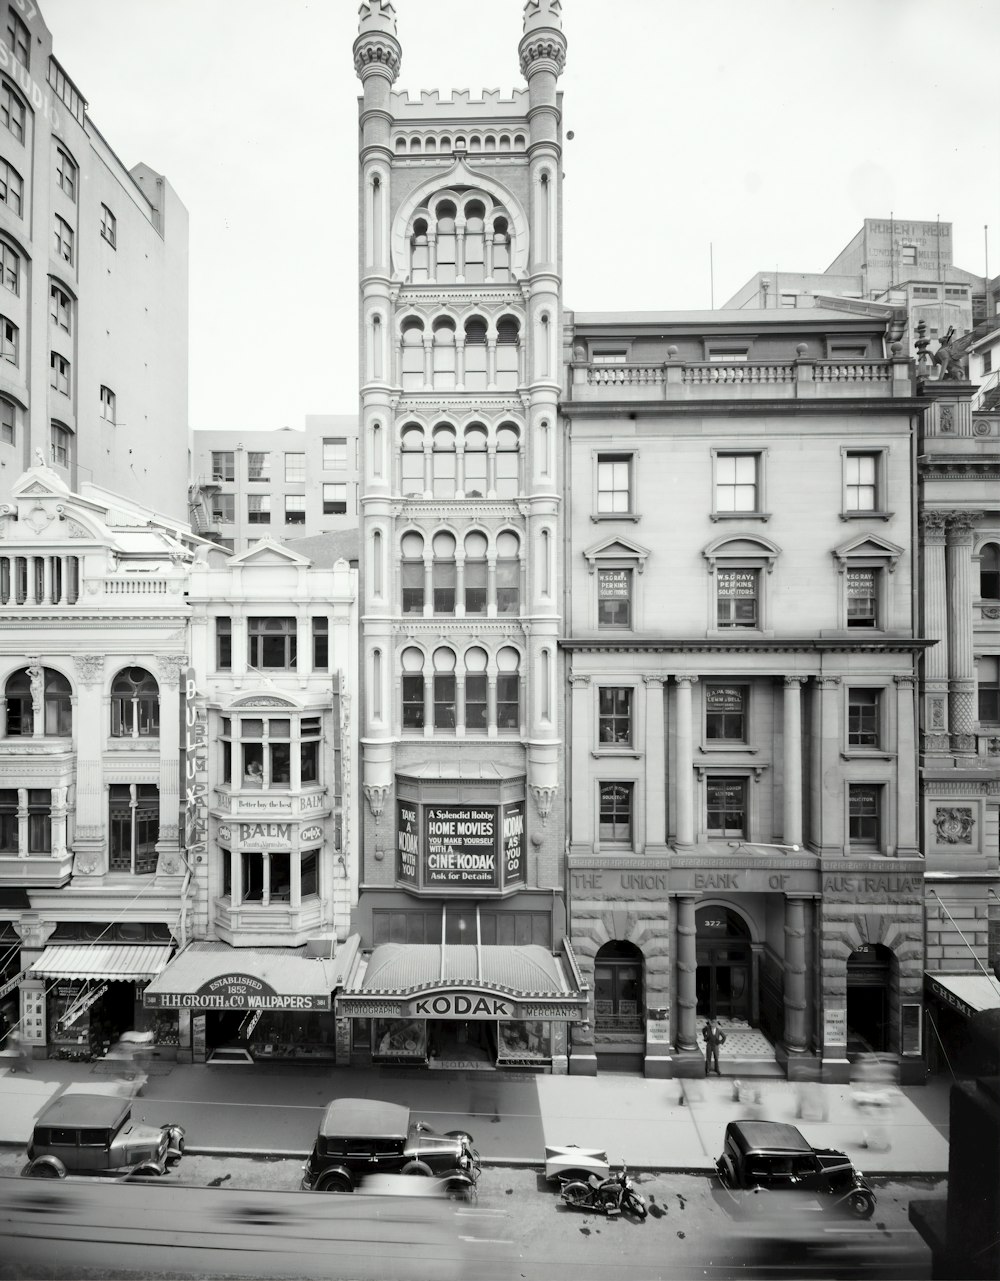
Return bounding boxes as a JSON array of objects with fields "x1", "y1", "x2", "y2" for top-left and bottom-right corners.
[{"x1": 344, "y1": 2, "x2": 964, "y2": 1080}]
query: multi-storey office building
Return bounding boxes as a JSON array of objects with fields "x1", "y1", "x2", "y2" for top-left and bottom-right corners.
[
  {"x1": 0, "y1": 0, "x2": 188, "y2": 521},
  {"x1": 916, "y1": 373, "x2": 1000, "y2": 1072},
  {"x1": 190, "y1": 417, "x2": 360, "y2": 554},
  {"x1": 0, "y1": 458, "x2": 197, "y2": 1058},
  {"x1": 141, "y1": 541, "x2": 359, "y2": 1064},
  {"x1": 347, "y1": 1, "x2": 588, "y2": 1071},
  {"x1": 561, "y1": 310, "x2": 931, "y2": 1079}
]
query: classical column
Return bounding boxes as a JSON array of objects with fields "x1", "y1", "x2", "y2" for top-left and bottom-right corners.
[
  {"x1": 946, "y1": 512, "x2": 982, "y2": 754},
  {"x1": 809, "y1": 676, "x2": 842, "y2": 854},
  {"x1": 920, "y1": 511, "x2": 950, "y2": 751},
  {"x1": 643, "y1": 675, "x2": 667, "y2": 848},
  {"x1": 674, "y1": 676, "x2": 697, "y2": 848},
  {"x1": 783, "y1": 896, "x2": 809, "y2": 1054},
  {"x1": 675, "y1": 895, "x2": 698, "y2": 1051},
  {"x1": 894, "y1": 674, "x2": 919, "y2": 856},
  {"x1": 782, "y1": 677, "x2": 805, "y2": 848}
]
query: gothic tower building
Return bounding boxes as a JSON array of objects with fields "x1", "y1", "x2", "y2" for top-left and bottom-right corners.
[{"x1": 345, "y1": 1, "x2": 586, "y2": 1069}]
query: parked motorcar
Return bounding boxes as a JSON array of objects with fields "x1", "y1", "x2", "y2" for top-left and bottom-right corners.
[
  {"x1": 715, "y1": 1119, "x2": 876, "y2": 1220},
  {"x1": 23, "y1": 1092, "x2": 185, "y2": 1179},
  {"x1": 301, "y1": 1098, "x2": 480, "y2": 1197}
]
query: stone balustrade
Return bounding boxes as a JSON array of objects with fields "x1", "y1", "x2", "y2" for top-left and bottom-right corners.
[{"x1": 572, "y1": 357, "x2": 907, "y2": 402}]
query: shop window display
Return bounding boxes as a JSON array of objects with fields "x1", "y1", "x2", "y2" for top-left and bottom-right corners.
[
  {"x1": 373, "y1": 1018, "x2": 427, "y2": 1059},
  {"x1": 497, "y1": 1019, "x2": 549, "y2": 1063}
]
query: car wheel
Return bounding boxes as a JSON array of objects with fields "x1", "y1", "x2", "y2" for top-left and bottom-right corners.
[
  {"x1": 316, "y1": 1172, "x2": 352, "y2": 1193},
  {"x1": 320, "y1": 1173, "x2": 355, "y2": 1193},
  {"x1": 847, "y1": 1189, "x2": 876, "y2": 1220},
  {"x1": 130, "y1": 1162, "x2": 165, "y2": 1178},
  {"x1": 401, "y1": 1160, "x2": 433, "y2": 1177},
  {"x1": 25, "y1": 1159, "x2": 64, "y2": 1179}
]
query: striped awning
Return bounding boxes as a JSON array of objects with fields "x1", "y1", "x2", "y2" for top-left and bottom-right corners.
[{"x1": 30, "y1": 944, "x2": 173, "y2": 982}]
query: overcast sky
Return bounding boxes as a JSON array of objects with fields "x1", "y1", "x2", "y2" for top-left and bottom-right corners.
[{"x1": 43, "y1": 0, "x2": 1000, "y2": 432}]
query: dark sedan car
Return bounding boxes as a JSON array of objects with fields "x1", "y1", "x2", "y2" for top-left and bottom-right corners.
[
  {"x1": 715, "y1": 1119, "x2": 876, "y2": 1220},
  {"x1": 301, "y1": 1099, "x2": 480, "y2": 1196}
]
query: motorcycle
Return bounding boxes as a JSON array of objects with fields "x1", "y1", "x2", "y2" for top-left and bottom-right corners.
[{"x1": 559, "y1": 1162, "x2": 647, "y2": 1220}]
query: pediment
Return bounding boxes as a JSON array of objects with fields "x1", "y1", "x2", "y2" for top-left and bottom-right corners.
[
  {"x1": 703, "y1": 533, "x2": 781, "y2": 561},
  {"x1": 583, "y1": 534, "x2": 651, "y2": 572},
  {"x1": 833, "y1": 532, "x2": 904, "y2": 568},
  {"x1": 229, "y1": 539, "x2": 311, "y2": 568}
]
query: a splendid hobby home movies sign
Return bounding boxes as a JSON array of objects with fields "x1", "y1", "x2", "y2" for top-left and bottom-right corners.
[{"x1": 396, "y1": 800, "x2": 525, "y2": 890}]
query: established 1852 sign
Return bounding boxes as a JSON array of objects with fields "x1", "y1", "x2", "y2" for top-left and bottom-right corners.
[{"x1": 144, "y1": 974, "x2": 331, "y2": 1011}]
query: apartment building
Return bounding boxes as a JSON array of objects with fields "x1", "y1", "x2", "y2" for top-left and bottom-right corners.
[
  {"x1": 190, "y1": 416, "x2": 360, "y2": 554},
  {"x1": 0, "y1": 0, "x2": 188, "y2": 521}
]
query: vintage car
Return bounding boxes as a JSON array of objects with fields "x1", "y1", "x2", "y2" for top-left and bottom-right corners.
[
  {"x1": 715, "y1": 1120, "x2": 876, "y2": 1220},
  {"x1": 24, "y1": 1092, "x2": 185, "y2": 1179},
  {"x1": 301, "y1": 1098, "x2": 480, "y2": 1196}
]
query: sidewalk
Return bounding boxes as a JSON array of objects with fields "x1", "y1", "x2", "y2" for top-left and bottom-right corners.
[{"x1": 0, "y1": 1058, "x2": 951, "y2": 1176}]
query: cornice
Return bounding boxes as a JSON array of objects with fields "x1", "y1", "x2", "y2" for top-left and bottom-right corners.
[
  {"x1": 558, "y1": 636, "x2": 936, "y2": 655},
  {"x1": 560, "y1": 397, "x2": 925, "y2": 420}
]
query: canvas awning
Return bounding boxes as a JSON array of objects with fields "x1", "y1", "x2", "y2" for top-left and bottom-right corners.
[
  {"x1": 142, "y1": 940, "x2": 352, "y2": 1012},
  {"x1": 926, "y1": 971, "x2": 1000, "y2": 1021},
  {"x1": 30, "y1": 944, "x2": 174, "y2": 981},
  {"x1": 338, "y1": 939, "x2": 589, "y2": 1021}
]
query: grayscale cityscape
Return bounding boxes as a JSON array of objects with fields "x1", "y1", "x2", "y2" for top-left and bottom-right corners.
[{"x1": 0, "y1": 1, "x2": 998, "y2": 1278}]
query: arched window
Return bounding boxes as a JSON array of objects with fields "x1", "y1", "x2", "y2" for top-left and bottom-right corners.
[
  {"x1": 980, "y1": 542, "x2": 1000, "y2": 600},
  {"x1": 594, "y1": 941, "x2": 644, "y2": 1032},
  {"x1": 431, "y1": 318, "x2": 456, "y2": 390},
  {"x1": 5, "y1": 667, "x2": 72, "y2": 736},
  {"x1": 400, "y1": 531, "x2": 425, "y2": 615},
  {"x1": 434, "y1": 201, "x2": 457, "y2": 283},
  {"x1": 432, "y1": 531, "x2": 456, "y2": 614},
  {"x1": 492, "y1": 216, "x2": 511, "y2": 282},
  {"x1": 400, "y1": 317, "x2": 425, "y2": 390},
  {"x1": 464, "y1": 318, "x2": 488, "y2": 391},
  {"x1": 464, "y1": 531, "x2": 488, "y2": 615},
  {"x1": 496, "y1": 647, "x2": 520, "y2": 730},
  {"x1": 401, "y1": 648, "x2": 425, "y2": 730},
  {"x1": 111, "y1": 667, "x2": 159, "y2": 738},
  {"x1": 463, "y1": 423, "x2": 488, "y2": 496},
  {"x1": 433, "y1": 647, "x2": 456, "y2": 730},
  {"x1": 464, "y1": 647, "x2": 488, "y2": 732},
  {"x1": 496, "y1": 316, "x2": 520, "y2": 390},
  {"x1": 495, "y1": 423, "x2": 520, "y2": 499},
  {"x1": 431, "y1": 424, "x2": 457, "y2": 498},
  {"x1": 409, "y1": 219, "x2": 429, "y2": 283},
  {"x1": 400, "y1": 424, "x2": 424, "y2": 497},
  {"x1": 464, "y1": 200, "x2": 486, "y2": 283},
  {"x1": 496, "y1": 530, "x2": 521, "y2": 614}
]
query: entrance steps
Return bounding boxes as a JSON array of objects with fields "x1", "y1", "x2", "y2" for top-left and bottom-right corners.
[{"x1": 711, "y1": 1019, "x2": 782, "y2": 1077}]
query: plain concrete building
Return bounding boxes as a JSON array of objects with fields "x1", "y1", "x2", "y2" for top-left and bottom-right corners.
[
  {"x1": 189, "y1": 417, "x2": 359, "y2": 554},
  {"x1": 0, "y1": 0, "x2": 188, "y2": 521}
]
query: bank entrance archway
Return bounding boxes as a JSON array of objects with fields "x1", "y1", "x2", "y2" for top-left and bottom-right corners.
[{"x1": 696, "y1": 907, "x2": 751, "y2": 1021}]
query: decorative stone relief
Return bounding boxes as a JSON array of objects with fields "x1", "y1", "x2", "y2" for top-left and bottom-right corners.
[
  {"x1": 932, "y1": 806, "x2": 974, "y2": 845},
  {"x1": 157, "y1": 656, "x2": 187, "y2": 689},
  {"x1": 76, "y1": 655, "x2": 105, "y2": 686}
]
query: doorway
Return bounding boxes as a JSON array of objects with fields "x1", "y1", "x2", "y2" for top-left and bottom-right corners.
[
  {"x1": 696, "y1": 907, "x2": 751, "y2": 1020},
  {"x1": 847, "y1": 944, "x2": 892, "y2": 1054}
]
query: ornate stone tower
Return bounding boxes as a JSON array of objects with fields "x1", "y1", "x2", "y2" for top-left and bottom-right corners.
[{"x1": 352, "y1": 0, "x2": 571, "y2": 1024}]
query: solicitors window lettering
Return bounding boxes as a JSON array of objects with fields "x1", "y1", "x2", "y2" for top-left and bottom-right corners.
[{"x1": 705, "y1": 685, "x2": 747, "y2": 743}]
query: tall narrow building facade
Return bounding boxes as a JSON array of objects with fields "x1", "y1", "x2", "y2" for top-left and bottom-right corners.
[{"x1": 347, "y1": 1, "x2": 586, "y2": 1070}]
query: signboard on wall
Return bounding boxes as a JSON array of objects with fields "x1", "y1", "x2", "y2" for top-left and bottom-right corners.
[
  {"x1": 823, "y1": 1007, "x2": 847, "y2": 1046},
  {"x1": 396, "y1": 802, "x2": 419, "y2": 886},
  {"x1": 502, "y1": 800, "x2": 525, "y2": 885},
  {"x1": 425, "y1": 806, "x2": 499, "y2": 888}
]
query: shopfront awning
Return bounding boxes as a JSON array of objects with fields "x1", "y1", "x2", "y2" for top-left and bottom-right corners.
[
  {"x1": 30, "y1": 944, "x2": 174, "y2": 981},
  {"x1": 926, "y1": 971, "x2": 1000, "y2": 1020},
  {"x1": 338, "y1": 939, "x2": 589, "y2": 1022},
  {"x1": 142, "y1": 941, "x2": 350, "y2": 1012}
]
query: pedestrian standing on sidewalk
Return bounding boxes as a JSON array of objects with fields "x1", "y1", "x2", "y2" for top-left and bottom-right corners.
[
  {"x1": 4, "y1": 1027, "x2": 31, "y2": 1074},
  {"x1": 702, "y1": 1016, "x2": 726, "y2": 1076}
]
